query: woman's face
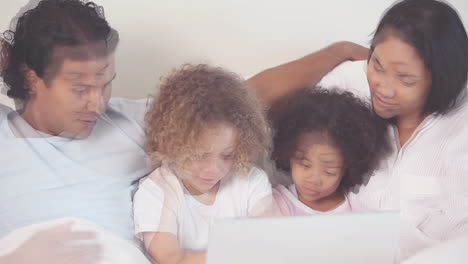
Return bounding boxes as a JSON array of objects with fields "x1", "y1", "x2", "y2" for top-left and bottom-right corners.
[{"x1": 367, "y1": 35, "x2": 432, "y2": 121}]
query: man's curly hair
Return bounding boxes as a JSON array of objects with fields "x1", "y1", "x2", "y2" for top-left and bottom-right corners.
[
  {"x1": 145, "y1": 64, "x2": 271, "y2": 173},
  {"x1": 1, "y1": 0, "x2": 118, "y2": 101},
  {"x1": 271, "y1": 88, "x2": 390, "y2": 191}
]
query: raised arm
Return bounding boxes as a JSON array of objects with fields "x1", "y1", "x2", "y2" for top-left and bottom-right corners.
[{"x1": 246, "y1": 41, "x2": 369, "y2": 106}]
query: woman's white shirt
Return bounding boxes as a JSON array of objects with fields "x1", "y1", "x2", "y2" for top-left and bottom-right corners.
[{"x1": 316, "y1": 60, "x2": 468, "y2": 260}]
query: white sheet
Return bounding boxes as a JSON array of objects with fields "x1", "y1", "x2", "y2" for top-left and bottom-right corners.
[{"x1": 0, "y1": 218, "x2": 151, "y2": 264}]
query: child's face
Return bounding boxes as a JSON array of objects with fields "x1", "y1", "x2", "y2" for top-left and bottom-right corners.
[
  {"x1": 181, "y1": 124, "x2": 237, "y2": 195},
  {"x1": 290, "y1": 132, "x2": 345, "y2": 206}
]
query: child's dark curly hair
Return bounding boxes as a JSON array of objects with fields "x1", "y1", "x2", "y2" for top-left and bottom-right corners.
[
  {"x1": 271, "y1": 88, "x2": 390, "y2": 191},
  {"x1": 145, "y1": 64, "x2": 271, "y2": 173}
]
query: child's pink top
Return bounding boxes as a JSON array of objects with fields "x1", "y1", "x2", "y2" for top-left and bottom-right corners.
[{"x1": 273, "y1": 184, "x2": 368, "y2": 216}]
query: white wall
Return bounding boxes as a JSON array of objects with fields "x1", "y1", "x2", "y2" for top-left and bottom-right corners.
[{"x1": 1, "y1": 0, "x2": 467, "y2": 99}]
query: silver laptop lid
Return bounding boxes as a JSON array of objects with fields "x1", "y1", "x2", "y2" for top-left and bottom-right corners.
[{"x1": 207, "y1": 212, "x2": 399, "y2": 264}]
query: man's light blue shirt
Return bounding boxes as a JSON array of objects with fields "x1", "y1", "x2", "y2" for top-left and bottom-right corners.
[{"x1": 0, "y1": 98, "x2": 150, "y2": 240}]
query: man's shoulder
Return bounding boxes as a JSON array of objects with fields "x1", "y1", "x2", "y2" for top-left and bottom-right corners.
[
  {"x1": 105, "y1": 97, "x2": 151, "y2": 129},
  {"x1": 108, "y1": 97, "x2": 150, "y2": 111}
]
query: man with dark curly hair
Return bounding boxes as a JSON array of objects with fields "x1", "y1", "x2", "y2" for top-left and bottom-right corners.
[
  {"x1": 0, "y1": 0, "x2": 151, "y2": 263},
  {"x1": 271, "y1": 89, "x2": 389, "y2": 215}
]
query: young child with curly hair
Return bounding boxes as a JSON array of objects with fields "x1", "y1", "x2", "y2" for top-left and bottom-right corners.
[
  {"x1": 271, "y1": 89, "x2": 389, "y2": 215},
  {"x1": 133, "y1": 64, "x2": 275, "y2": 264}
]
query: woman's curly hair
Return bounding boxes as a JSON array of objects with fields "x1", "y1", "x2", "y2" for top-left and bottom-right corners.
[
  {"x1": 145, "y1": 64, "x2": 271, "y2": 174},
  {"x1": 271, "y1": 88, "x2": 390, "y2": 191}
]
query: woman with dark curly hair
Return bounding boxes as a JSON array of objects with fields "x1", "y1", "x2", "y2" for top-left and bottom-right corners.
[
  {"x1": 272, "y1": 89, "x2": 389, "y2": 215},
  {"x1": 133, "y1": 64, "x2": 275, "y2": 264}
]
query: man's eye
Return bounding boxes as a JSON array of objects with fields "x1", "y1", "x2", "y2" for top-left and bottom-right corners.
[
  {"x1": 221, "y1": 154, "x2": 235, "y2": 160},
  {"x1": 75, "y1": 89, "x2": 87, "y2": 94},
  {"x1": 374, "y1": 64, "x2": 384, "y2": 72}
]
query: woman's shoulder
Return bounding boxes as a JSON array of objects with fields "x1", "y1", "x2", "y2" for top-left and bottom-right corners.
[{"x1": 435, "y1": 92, "x2": 468, "y2": 135}]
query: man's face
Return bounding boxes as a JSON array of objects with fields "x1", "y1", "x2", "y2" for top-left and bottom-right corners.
[{"x1": 25, "y1": 53, "x2": 116, "y2": 138}]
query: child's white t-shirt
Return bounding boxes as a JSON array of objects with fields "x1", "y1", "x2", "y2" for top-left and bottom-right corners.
[{"x1": 133, "y1": 165, "x2": 273, "y2": 251}]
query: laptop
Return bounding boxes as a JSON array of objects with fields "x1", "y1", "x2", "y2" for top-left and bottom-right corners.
[{"x1": 207, "y1": 212, "x2": 399, "y2": 264}]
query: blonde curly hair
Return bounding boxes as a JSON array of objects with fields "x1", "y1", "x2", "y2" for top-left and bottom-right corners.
[{"x1": 145, "y1": 64, "x2": 271, "y2": 174}]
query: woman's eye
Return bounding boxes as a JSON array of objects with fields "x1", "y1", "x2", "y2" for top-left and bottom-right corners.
[
  {"x1": 398, "y1": 77, "x2": 416, "y2": 87},
  {"x1": 402, "y1": 81, "x2": 415, "y2": 87}
]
